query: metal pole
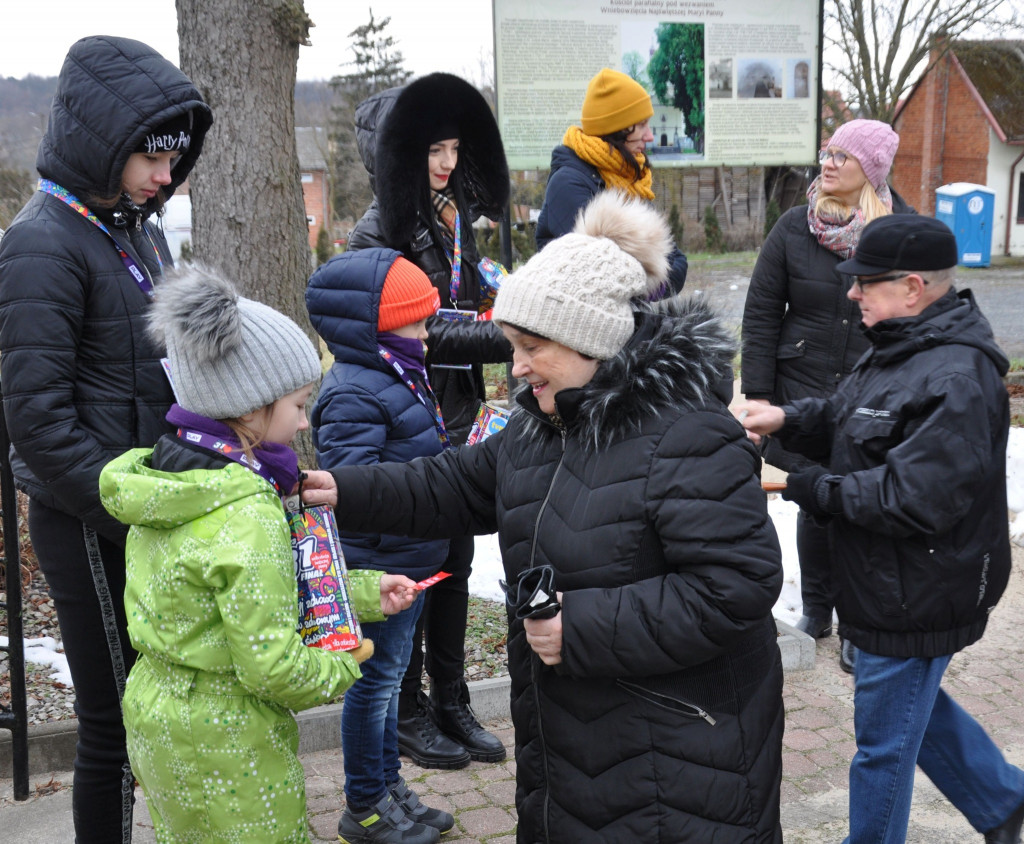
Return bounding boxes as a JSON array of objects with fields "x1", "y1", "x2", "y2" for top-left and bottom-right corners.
[
  {"x1": 0, "y1": 379, "x2": 30, "y2": 799},
  {"x1": 500, "y1": 214, "x2": 517, "y2": 401}
]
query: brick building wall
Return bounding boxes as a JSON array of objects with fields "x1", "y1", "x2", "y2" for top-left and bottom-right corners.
[
  {"x1": 302, "y1": 170, "x2": 330, "y2": 251},
  {"x1": 893, "y1": 50, "x2": 990, "y2": 215}
]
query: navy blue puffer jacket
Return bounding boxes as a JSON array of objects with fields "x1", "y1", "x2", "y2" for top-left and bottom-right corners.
[{"x1": 306, "y1": 248, "x2": 449, "y2": 578}]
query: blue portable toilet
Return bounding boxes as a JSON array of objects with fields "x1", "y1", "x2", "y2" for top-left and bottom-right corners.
[{"x1": 934, "y1": 183, "x2": 996, "y2": 267}]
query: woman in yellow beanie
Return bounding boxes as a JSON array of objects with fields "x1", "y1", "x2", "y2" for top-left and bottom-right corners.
[{"x1": 535, "y1": 67, "x2": 688, "y2": 294}]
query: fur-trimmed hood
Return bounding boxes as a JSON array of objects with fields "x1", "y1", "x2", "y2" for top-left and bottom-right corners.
[
  {"x1": 354, "y1": 73, "x2": 510, "y2": 245},
  {"x1": 517, "y1": 295, "x2": 737, "y2": 450}
]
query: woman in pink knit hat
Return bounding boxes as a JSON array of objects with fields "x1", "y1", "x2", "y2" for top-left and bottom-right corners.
[{"x1": 740, "y1": 118, "x2": 912, "y2": 675}]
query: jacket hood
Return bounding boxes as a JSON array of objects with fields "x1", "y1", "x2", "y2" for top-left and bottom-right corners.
[
  {"x1": 355, "y1": 73, "x2": 509, "y2": 244},
  {"x1": 306, "y1": 248, "x2": 397, "y2": 370},
  {"x1": 37, "y1": 35, "x2": 213, "y2": 212},
  {"x1": 101, "y1": 446, "x2": 274, "y2": 531},
  {"x1": 865, "y1": 288, "x2": 1009, "y2": 375},
  {"x1": 518, "y1": 295, "x2": 738, "y2": 449}
]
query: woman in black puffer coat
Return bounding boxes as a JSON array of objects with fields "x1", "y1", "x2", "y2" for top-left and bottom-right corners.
[
  {"x1": 303, "y1": 191, "x2": 785, "y2": 843},
  {"x1": 346, "y1": 72, "x2": 513, "y2": 768},
  {"x1": 0, "y1": 36, "x2": 211, "y2": 843},
  {"x1": 741, "y1": 119, "x2": 911, "y2": 670}
]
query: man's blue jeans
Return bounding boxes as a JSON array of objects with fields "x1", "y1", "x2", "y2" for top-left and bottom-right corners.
[
  {"x1": 846, "y1": 647, "x2": 1024, "y2": 843},
  {"x1": 341, "y1": 596, "x2": 425, "y2": 808}
]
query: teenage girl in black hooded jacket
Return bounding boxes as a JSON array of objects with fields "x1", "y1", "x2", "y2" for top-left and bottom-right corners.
[{"x1": 0, "y1": 36, "x2": 211, "y2": 842}]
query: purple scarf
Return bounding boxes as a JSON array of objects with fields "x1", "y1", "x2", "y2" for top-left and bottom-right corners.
[
  {"x1": 166, "y1": 403, "x2": 300, "y2": 497},
  {"x1": 377, "y1": 332, "x2": 428, "y2": 378}
]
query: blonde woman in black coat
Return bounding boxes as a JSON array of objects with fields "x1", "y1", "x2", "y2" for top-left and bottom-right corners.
[{"x1": 741, "y1": 119, "x2": 907, "y2": 673}]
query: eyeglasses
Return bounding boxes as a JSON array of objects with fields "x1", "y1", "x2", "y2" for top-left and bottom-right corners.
[
  {"x1": 818, "y1": 149, "x2": 849, "y2": 167},
  {"x1": 848, "y1": 272, "x2": 907, "y2": 292}
]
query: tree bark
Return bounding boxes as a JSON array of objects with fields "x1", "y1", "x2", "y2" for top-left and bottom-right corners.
[{"x1": 176, "y1": 0, "x2": 320, "y2": 464}]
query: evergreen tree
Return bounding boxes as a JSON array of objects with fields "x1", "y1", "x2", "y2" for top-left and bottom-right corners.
[
  {"x1": 704, "y1": 206, "x2": 725, "y2": 254},
  {"x1": 648, "y1": 24, "x2": 705, "y2": 153},
  {"x1": 329, "y1": 9, "x2": 412, "y2": 221}
]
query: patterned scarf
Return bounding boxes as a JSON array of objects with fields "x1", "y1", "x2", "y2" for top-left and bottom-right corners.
[
  {"x1": 431, "y1": 189, "x2": 458, "y2": 242},
  {"x1": 806, "y1": 175, "x2": 893, "y2": 259},
  {"x1": 562, "y1": 125, "x2": 655, "y2": 200}
]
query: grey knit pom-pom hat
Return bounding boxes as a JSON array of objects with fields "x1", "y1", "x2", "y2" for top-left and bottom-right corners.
[
  {"x1": 492, "y1": 190, "x2": 671, "y2": 360},
  {"x1": 148, "y1": 264, "x2": 321, "y2": 419}
]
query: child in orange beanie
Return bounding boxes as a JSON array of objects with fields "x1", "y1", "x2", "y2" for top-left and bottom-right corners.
[{"x1": 306, "y1": 248, "x2": 452, "y2": 844}]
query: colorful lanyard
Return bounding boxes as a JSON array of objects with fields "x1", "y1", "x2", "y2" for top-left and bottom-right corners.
[
  {"x1": 37, "y1": 179, "x2": 162, "y2": 297},
  {"x1": 448, "y1": 210, "x2": 462, "y2": 306},
  {"x1": 377, "y1": 347, "x2": 452, "y2": 450},
  {"x1": 174, "y1": 427, "x2": 284, "y2": 495}
]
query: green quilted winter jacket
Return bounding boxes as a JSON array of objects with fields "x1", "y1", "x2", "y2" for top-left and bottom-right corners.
[{"x1": 100, "y1": 446, "x2": 385, "y2": 710}]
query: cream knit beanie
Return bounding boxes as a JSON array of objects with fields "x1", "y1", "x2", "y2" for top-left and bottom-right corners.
[{"x1": 492, "y1": 191, "x2": 671, "y2": 360}]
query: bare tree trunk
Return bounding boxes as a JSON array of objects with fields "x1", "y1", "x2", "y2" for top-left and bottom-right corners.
[
  {"x1": 718, "y1": 166, "x2": 733, "y2": 229},
  {"x1": 176, "y1": 0, "x2": 319, "y2": 464}
]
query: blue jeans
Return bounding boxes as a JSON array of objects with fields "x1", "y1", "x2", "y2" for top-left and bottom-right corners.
[
  {"x1": 342, "y1": 595, "x2": 425, "y2": 808},
  {"x1": 846, "y1": 647, "x2": 1024, "y2": 843}
]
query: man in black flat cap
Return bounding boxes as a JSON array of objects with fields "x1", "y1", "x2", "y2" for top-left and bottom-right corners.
[{"x1": 736, "y1": 214, "x2": 1024, "y2": 843}]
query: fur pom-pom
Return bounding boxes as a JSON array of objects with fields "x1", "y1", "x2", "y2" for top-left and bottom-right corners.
[
  {"x1": 148, "y1": 264, "x2": 243, "y2": 362},
  {"x1": 573, "y1": 190, "x2": 671, "y2": 293}
]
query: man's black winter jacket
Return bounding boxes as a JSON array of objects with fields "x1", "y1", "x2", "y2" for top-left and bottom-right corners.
[{"x1": 779, "y1": 289, "x2": 1011, "y2": 657}]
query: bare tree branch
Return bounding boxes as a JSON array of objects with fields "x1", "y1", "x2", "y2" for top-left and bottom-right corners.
[{"x1": 824, "y1": 0, "x2": 1023, "y2": 122}]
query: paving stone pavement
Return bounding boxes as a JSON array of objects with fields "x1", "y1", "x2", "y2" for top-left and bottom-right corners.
[{"x1": 4, "y1": 542, "x2": 1023, "y2": 842}]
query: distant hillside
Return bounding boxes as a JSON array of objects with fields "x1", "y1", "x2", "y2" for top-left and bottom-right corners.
[
  {"x1": 0, "y1": 77, "x2": 340, "y2": 177},
  {"x1": 0, "y1": 75, "x2": 58, "y2": 174}
]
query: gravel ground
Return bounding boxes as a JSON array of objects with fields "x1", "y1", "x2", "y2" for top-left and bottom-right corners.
[{"x1": 0, "y1": 564, "x2": 77, "y2": 725}]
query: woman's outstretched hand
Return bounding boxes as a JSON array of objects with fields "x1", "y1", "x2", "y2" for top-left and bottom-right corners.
[
  {"x1": 300, "y1": 470, "x2": 339, "y2": 507},
  {"x1": 379, "y1": 574, "x2": 418, "y2": 616}
]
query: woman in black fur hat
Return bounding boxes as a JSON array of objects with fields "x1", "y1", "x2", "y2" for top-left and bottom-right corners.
[{"x1": 344, "y1": 72, "x2": 512, "y2": 770}]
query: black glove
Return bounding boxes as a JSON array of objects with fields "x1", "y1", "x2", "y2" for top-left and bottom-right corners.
[
  {"x1": 782, "y1": 467, "x2": 843, "y2": 517},
  {"x1": 500, "y1": 565, "x2": 560, "y2": 620}
]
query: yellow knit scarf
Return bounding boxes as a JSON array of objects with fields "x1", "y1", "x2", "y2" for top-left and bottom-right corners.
[{"x1": 562, "y1": 125, "x2": 655, "y2": 200}]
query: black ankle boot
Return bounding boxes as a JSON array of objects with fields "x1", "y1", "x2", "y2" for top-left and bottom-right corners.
[
  {"x1": 794, "y1": 615, "x2": 833, "y2": 639},
  {"x1": 430, "y1": 678, "x2": 506, "y2": 763},
  {"x1": 396, "y1": 690, "x2": 470, "y2": 770}
]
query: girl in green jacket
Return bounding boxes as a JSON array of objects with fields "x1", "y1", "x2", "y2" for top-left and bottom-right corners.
[{"x1": 100, "y1": 265, "x2": 418, "y2": 843}]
